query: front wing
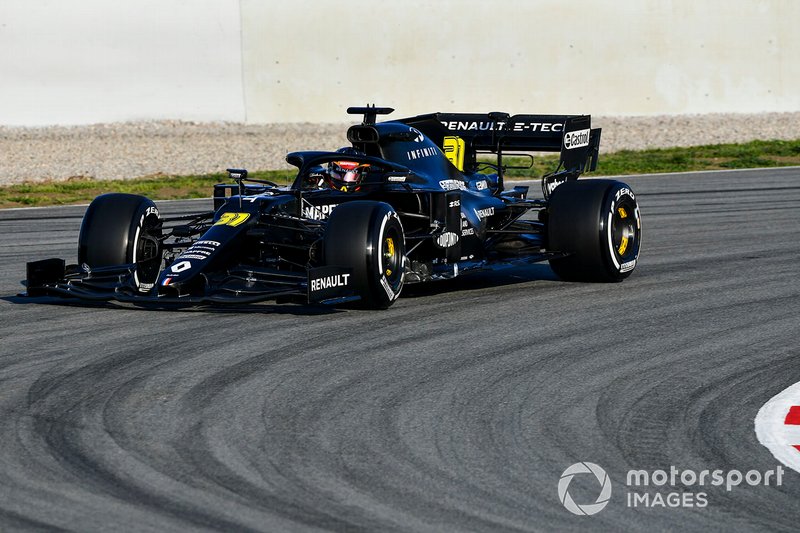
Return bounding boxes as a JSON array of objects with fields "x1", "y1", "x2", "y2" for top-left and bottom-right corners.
[{"x1": 23, "y1": 258, "x2": 358, "y2": 306}]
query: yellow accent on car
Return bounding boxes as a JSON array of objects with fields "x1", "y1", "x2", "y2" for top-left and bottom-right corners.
[
  {"x1": 443, "y1": 136, "x2": 466, "y2": 171},
  {"x1": 618, "y1": 236, "x2": 629, "y2": 255},
  {"x1": 214, "y1": 212, "x2": 251, "y2": 227},
  {"x1": 384, "y1": 237, "x2": 395, "y2": 276},
  {"x1": 618, "y1": 207, "x2": 628, "y2": 218}
]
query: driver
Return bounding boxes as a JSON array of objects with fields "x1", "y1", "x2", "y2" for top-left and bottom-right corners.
[{"x1": 326, "y1": 147, "x2": 370, "y2": 192}]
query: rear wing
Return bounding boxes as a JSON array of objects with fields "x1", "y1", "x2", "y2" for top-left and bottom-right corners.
[{"x1": 397, "y1": 112, "x2": 601, "y2": 197}]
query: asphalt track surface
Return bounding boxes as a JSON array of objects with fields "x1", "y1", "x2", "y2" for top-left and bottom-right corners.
[{"x1": 1, "y1": 168, "x2": 799, "y2": 532}]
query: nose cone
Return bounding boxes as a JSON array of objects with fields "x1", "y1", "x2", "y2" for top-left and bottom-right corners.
[
  {"x1": 156, "y1": 202, "x2": 255, "y2": 296},
  {"x1": 157, "y1": 258, "x2": 203, "y2": 295}
]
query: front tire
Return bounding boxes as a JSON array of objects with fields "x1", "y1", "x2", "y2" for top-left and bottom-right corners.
[
  {"x1": 324, "y1": 201, "x2": 405, "y2": 309},
  {"x1": 547, "y1": 180, "x2": 641, "y2": 282},
  {"x1": 78, "y1": 193, "x2": 163, "y2": 292}
]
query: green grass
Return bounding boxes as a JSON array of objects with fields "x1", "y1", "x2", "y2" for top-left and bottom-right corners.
[
  {"x1": 2, "y1": 139, "x2": 799, "y2": 208},
  {"x1": 501, "y1": 138, "x2": 800, "y2": 178},
  {"x1": 0, "y1": 170, "x2": 295, "y2": 208}
]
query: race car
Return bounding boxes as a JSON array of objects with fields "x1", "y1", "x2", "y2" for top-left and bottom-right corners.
[{"x1": 24, "y1": 106, "x2": 642, "y2": 309}]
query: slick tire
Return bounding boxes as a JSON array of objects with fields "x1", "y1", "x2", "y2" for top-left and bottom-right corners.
[
  {"x1": 78, "y1": 193, "x2": 163, "y2": 291},
  {"x1": 547, "y1": 180, "x2": 641, "y2": 282},
  {"x1": 324, "y1": 201, "x2": 405, "y2": 309}
]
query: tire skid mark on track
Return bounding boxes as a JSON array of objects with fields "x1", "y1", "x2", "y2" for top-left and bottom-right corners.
[{"x1": 16, "y1": 315, "x2": 368, "y2": 531}]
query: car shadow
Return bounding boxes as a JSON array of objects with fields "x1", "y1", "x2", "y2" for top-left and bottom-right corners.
[
  {"x1": 4, "y1": 264, "x2": 562, "y2": 313},
  {"x1": 401, "y1": 263, "x2": 560, "y2": 299},
  {"x1": 2, "y1": 293, "x2": 342, "y2": 316}
]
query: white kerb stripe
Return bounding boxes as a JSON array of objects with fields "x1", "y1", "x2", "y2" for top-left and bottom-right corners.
[{"x1": 755, "y1": 381, "x2": 800, "y2": 474}]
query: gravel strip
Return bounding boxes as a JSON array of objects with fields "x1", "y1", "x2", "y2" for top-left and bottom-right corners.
[{"x1": 1, "y1": 112, "x2": 799, "y2": 185}]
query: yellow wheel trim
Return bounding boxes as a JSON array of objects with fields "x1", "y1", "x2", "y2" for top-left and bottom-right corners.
[
  {"x1": 616, "y1": 207, "x2": 629, "y2": 255},
  {"x1": 618, "y1": 236, "x2": 629, "y2": 255},
  {"x1": 384, "y1": 237, "x2": 395, "y2": 276}
]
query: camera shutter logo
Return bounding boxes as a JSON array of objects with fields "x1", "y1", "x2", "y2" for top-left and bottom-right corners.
[{"x1": 558, "y1": 462, "x2": 612, "y2": 516}]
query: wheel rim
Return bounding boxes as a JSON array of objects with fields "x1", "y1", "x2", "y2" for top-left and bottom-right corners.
[
  {"x1": 610, "y1": 200, "x2": 639, "y2": 264},
  {"x1": 134, "y1": 215, "x2": 162, "y2": 284},
  {"x1": 384, "y1": 236, "x2": 395, "y2": 276},
  {"x1": 381, "y1": 225, "x2": 404, "y2": 289}
]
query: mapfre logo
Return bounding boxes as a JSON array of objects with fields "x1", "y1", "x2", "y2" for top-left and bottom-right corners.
[
  {"x1": 564, "y1": 128, "x2": 590, "y2": 150},
  {"x1": 558, "y1": 462, "x2": 612, "y2": 516}
]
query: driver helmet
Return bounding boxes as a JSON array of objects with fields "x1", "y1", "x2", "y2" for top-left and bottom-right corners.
[{"x1": 328, "y1": 147, "x2": 370, "y2": 192}]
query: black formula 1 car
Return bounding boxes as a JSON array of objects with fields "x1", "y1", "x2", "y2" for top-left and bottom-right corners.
[{"x1": 24, "y1": 106, "x2": 642, "y2": 309}]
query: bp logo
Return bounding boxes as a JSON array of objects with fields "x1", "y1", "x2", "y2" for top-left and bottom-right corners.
[{"x1": 558, "y1": 462, "x2": 612, "y2": 516}]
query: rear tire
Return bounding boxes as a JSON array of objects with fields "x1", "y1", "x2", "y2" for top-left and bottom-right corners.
[
  {"x1": 547, "y1": 180, "x2": 641, "y2": 282},
  {"x1": 324, "y1": 201, "x2": 405, "y2": 309},
  {"x1": 78, "y1": 193, "x2": 163, "y2": 291}
]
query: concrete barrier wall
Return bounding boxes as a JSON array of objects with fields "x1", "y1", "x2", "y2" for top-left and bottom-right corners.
[
  {"x1": 1, "y1": 1, "x2": 798, "y2": 125},
  {"x1": 241, "y1": 0, "x2": 800, "y2": 122},
  {"x1": 0, "y1": 0, "x2": 245, "y2": 126}
]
